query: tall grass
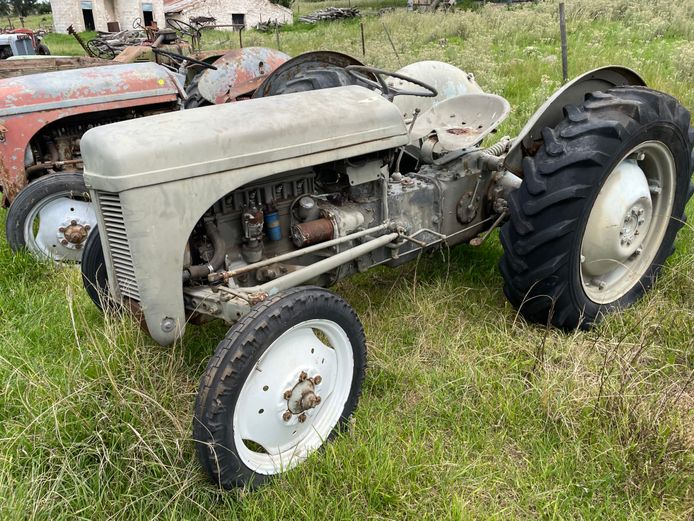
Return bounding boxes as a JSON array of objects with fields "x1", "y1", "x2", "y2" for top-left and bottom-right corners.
[{"x1": 1, "y1": 0, "x2": 693, "y2": 518}]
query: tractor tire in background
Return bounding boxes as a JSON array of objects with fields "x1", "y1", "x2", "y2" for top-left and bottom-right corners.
[
  {"x1": 5, "y1": 173, "x2": 97, "y2": 264},
  {"x1": 500, "y1": 86, "x2": 694, "y2": 329},
  {"x1": 183, "y1": 72, "x2": 209, "y2": 109}
]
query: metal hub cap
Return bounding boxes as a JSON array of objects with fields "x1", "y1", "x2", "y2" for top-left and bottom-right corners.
[
  {"x1": 581, "y1": 141, "x2": 675, "y2": 303},
  {"x1": 232, "y1": 319, "x2": 354, "y2": 475},
  {"x1": 24, "y1": 193, "x2": 96, "y2": 262},
  {"x1": 59, "y1": 219, "x2": 91, "y2": 247}
]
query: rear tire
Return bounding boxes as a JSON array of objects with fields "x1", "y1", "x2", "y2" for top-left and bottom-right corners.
[
  {"x1": 500, "y1": 86, "x2": 693, "y2": 329},
  {"x1": 193, "y1": 286, "x2": 367, "y2": 488}
]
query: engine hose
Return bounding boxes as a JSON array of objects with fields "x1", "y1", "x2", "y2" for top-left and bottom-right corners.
[{"x1": 183, "y1": 221, "x2": 226, "y2": 281}]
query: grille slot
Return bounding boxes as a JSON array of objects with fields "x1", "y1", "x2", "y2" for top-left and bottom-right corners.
[{"x1": 96, "y1": 192, "x2": 140, "y2": 301}]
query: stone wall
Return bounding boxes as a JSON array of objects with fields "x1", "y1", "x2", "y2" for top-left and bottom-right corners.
[
  {"x1": 167, "y1": 0, "x2": 292, "y2": 31},
  {"x1": 50, "y1": 0, "x2": 165, "y2": 33}
]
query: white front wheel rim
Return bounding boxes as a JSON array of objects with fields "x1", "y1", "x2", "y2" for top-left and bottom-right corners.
[
  {"x1": 23, "y1": 193, "x2": 96, "y2": 263},
  {"x1": 232, "y1": 319, "x2": 354, "y2": 475},
  {"x1": 580, "y1": 141, "x2": 676, "y2": 304}
]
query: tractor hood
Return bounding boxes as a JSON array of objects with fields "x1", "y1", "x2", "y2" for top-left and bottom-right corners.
[
  {"x1": 82, "y1": 85, "x2": 408, "y2": 193},
  {"x1": 0, "y1": 62, "x2": 181, "y2": 117}
]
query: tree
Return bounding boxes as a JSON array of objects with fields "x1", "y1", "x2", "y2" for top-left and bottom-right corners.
[{"x1": 0, "y1": 0, "x2": 40, "y2": 17}]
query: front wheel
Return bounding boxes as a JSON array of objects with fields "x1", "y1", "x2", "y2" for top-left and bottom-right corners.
[
  {"x1": 193, "y1": 287, "x2": 367, "y2": 488},
  {"x1": 5, "y1": 173, "x2": 96, "y2": 264},
  {"x1": 500, "y1": 86, "x2": 693, "y2": 329}
]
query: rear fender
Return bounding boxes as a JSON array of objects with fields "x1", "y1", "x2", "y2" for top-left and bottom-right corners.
[{"x1": 504, "y1": 66, "x2": 646, "y2": 175}]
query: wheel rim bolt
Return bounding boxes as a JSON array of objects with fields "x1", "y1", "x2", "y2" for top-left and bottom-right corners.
[
  {"x1": 283, "y1": 390, "x2": 292, "y2": 400},
  {"x1": 299, "y1": 371, "x2": 308, "y2": 382},
  {"x1": 60, "y1": 239, "x2": 68, "y2": 246},
  {"x1": 58, "y1": 227, "x2": 66, "y2": 232},
  {"x1": 282, "y1": 410, "x2": 292, "y2": 422},
  {"x1": 71, "y1": 220, "x2": 77, "y2": 225},
  {"x1": 313, "y1": 375, "x2": 322, "y2": 385},
  {"x1": 298, "y1": 413, "x2": 307, "y2": 423}
]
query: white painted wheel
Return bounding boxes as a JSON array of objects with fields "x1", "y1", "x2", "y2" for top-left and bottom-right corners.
[
  {"x1": 500, "y1": 86, "x2": 693, "y2": 329},
  {"x1": 6, "y1": 173, "x2": 95, "y2": 264},
  {"x1": 24, "y1": 194, "x2": 95, "y2": 262},
  {"x1": 233, "y1": 319, "x2": 354, "y2": 475},
  {"x1": 581, "y1": 141, "x2": 676, "y2": 303},
  {"x1": 194, "y1": 287, "x2": 366, "y2": 488}
]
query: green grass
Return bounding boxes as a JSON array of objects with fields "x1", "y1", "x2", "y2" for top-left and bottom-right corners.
[{"x1": 1, "y1": 0, "x2": 693, "y2": 518}]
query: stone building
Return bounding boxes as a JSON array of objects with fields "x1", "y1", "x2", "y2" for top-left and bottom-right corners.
[
  {"x1": 164, "y1": 0, "x2": 292, "y2": 31},
  {"x1": 50, "y1": 0, "x2": 166, "y2": 34}
]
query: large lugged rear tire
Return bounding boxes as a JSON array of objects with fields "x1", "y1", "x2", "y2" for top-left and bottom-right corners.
[
  {"x1": 193, "y1": 286, "x2": 367, "y2": 489},
  {"x1": 500, "y1": 86, "x2": 693, "y2": 329}
]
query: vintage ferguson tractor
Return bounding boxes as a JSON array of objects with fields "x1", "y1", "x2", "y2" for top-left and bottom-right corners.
[{"x1": 76, "y1": 61, "x2": 693, "y2": 488}]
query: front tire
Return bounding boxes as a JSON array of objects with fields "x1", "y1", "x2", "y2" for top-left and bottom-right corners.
[
  {"x1": 500, "y1": 86, "x2": 693, "y2": 329},
  {"x1": 6, "y1": 173, "x2": 96, "y2": 264},
  {"x1": 193, "y1": 287, "x2": 367, "y2": 488},
  {"x1": 80, "y1": 227, "x2": 110, "y2": 310}
]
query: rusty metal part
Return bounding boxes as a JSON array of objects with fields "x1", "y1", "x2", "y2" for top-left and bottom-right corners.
[
  {"x1": 66, "y1": 24, "x2": 92, "y2": 56},
  {"x1": 207, "y1": 223, "x2": 392, "y2": 284},
  {"x1": 470, "y1": 211, "x2": 508, "y2": 247},
  {"x1": 248, "y1": 291, "x2": 268, "y2": 305},
  {"x1": 195, "y1": 47, "x2": 290, "y2": 104},
  {"x1": 0, "y1": 63, "x2": 180, "y2": 204},
  {"x1": 61, "y1": 220, "x2": 90, "y2": 245},
  {"x1": 284, "y1": 373, "x2": 323, "y2": 420},
  {"x1": 252, "y1": 50, "x2": 367, "y2": 98},
  {"x1": 24, "y1": 159, "x2": 84, "y2": 177},
  {"x1": 291, "y1": 218, "x2": 335, "y2": 248},
  {"x1": 282, "y1": 410, "x2": 292, "y2": 422}
]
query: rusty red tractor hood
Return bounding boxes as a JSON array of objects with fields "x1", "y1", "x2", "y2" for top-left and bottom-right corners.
[{"x1": 0, "y1": 62, "x2": 181, "y2": 204}]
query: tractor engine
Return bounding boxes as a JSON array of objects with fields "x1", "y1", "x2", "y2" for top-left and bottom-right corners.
[{"x1": 182, "y1": 149, "x2": 501, "y2": 318}]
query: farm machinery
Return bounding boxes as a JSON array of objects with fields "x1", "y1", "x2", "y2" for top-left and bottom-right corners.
[
  {"x1": 0, "y1": 45, "x2": 294, "y2": 261},
  {"x1": 74, "y1": 59, "x2": 692, "y2": 488}
]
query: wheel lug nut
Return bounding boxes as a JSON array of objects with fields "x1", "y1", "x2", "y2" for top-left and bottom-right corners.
[
  {"x1": 283, "y1": 390, "x2": 292, "y2": 400},
  {"x1": 84, "y1": 225, "x2": 91, "y2": 231},
  {"x1": 70, "y1": 220, "x2": 77, "y2": 225},
  {"x1": 298, "y1": 413, "x2": 307, "y2": 423},
  {"x1": 313, "y1": 375, "x2": 322, "y2": 385},
  {"x1": 282, "y1": 410, "x2": 292, "y2": 422},
  {"x1": 315, "y1": 396, "x2": 321, "y2": 405},
  {"x1": 299, "y1": 371, "x2": 307, "y2": 382},
  {"x1": 60, "y1": 239, "x2": 68, "y2": 245},
  {"x1": 59, "y1": 227, "x2": 66, "y2": 232}
]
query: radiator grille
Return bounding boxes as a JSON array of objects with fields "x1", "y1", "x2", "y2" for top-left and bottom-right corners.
[{"x1": 96, "y1": 192, "x2": 141, "y2": 301}]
